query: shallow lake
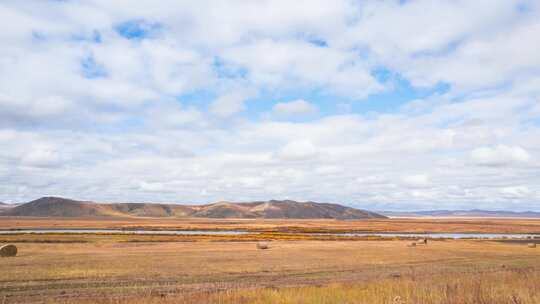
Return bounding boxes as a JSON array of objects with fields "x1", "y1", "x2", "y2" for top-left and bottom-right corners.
[
  {"x1": 0, "y1": 229, "x2": 538, "y2": 238},
  {"x1": 325, "y1": 232, "x2": 539, "y2": 239},
  {"x1": 0, "y1": 229, "x2": 249, "y2": 235}
]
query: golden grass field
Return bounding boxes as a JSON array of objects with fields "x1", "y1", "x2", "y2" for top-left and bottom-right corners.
[
  {"x1": 2, "y1": 216, "x2": 540, "y2": 233},
  {"x1": 1, "y1": 217, "x2": 540, "y2": 303}
]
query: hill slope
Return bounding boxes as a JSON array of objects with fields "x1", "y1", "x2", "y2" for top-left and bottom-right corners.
[
  {"x1": 1, "y1": 197, "x2": 194, "y2": 218},
  {"x1": 1, "y1": 197, "x2": 386, "y2": 219},
  {"x1": 2, "y1": 197, "x2": 118, "y2": 217},
  {"x1": 0, "y1": 202, "x2": 17, "y2": 212},
  {"x1": 191, "y1": 200, "x2": 385, "y2": 219}
]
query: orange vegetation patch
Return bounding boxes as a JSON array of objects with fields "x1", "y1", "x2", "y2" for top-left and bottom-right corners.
[{"x1": 1, "y1": 217, "x2": 540, "y2": 234}]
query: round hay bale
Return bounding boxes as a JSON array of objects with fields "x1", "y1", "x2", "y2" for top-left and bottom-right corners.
[
  {"x1": 528, "y1": 243, "x2": 536, "y2": 248},
  {"x1": 408, "y1": 242, "x2": 416, "y2": 247},
  {"x1": 0, "y1": 244, "x2": 17, "y2": 257},
  {"x1": 256, "y1": 242, "x2": 269, "y2": 250}
]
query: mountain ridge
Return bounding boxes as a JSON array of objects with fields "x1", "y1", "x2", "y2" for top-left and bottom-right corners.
[
  {"x1": 0, "y1": 197, "x2": 386, "y2": 219},
  {"x1": 0, "y1": 202, "x2": 17, "y2": 209}
]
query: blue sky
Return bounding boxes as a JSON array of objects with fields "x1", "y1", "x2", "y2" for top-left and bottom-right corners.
[{"x1": 0, "y1": 0, "x2": 539, "y2": 210}]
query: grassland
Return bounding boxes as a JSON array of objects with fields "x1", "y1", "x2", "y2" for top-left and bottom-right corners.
[
  {"x1": 1, "y1": 235, "x2": 539, "y2": 303},
  {"x1": 1, "y1": 218, "x2": 539, "y2": 303},
  {"x1": 69, "y1": 269, "x2": 540, "y2": 304},
  {"x1": 2, "y1": 216, "x2": 540, "y2": 233}
]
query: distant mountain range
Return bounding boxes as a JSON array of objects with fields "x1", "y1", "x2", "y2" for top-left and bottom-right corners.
[
  {"x1": 0, "y1": 197, "x2": 386, "y2": 219},
  {"x1": 3, "y1": 197, "x2": 538, "y2": 219},
  {"x1": 0, "y1": 202, "x2": 17, "y2": 209},
  {"x1": 380, "y1": 209, "x2": 540, "y2": 218}
]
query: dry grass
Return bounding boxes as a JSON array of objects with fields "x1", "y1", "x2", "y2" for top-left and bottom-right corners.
[
  {"x1": 2, "y1": 217, "x2": 540, "y2": 234},
  {"x1": 32, "y1": 268, "x2": 540, "y2": 304},
  {"x1": 1, "y1": 237, "x2": 539, "y2": 303},
  {"x1": 203, "y1": 269, "x2": 540, "y2": 304},
  {"x1": 72, "y1": 269, "x2": 539, "y2": 304},
  {"x1": 1, "y1": 218, "x2": 539, "y2": 303}
]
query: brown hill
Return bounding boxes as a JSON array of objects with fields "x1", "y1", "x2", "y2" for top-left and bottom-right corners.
[
  {"x1": 1, "y1": 197, "x2": 193, "y2": 218},
  {"x1": 191, "y1": 200, "x2": 385, "y2": 219},
  {"x1": 0, "y1": 202, "x2": 17, "y2": 212},
  {"x1": 2, "y1": 197, "x2": 118, "y2": 217},
  {"x1": 1, "y1": 197, "x2": 386, "y2": 219}
]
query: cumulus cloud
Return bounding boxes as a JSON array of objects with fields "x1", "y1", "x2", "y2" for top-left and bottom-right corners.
[
  {"x1": 209, "y1": 89, "x2": 256, "y2": 118},
  {"x1": 500, "y1": 186, "x2": 531, "y2": 199},
  {"x1": 0, "y1": 1, "x2": 540, "y2": 210},
  {"x1": 277, "y1": 140, "x2": 319, "y2": 161},
  {"x1": 272, "y1": 99, "x2": 318, "y2": 117},
  {"x1": 471, "y1": 145, "x2": 531, "y2": 166},
  {"x1": 222, "y1": 39, "x2": 382, "y2": 97},
  {"x1": 401, "y1": 174, "x2": 431, "y2": 188},
  {"x1": 20, "y1": 149, "x2": 63, "y2": 168}
]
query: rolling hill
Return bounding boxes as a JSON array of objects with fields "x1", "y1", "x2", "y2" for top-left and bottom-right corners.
[
  {"x1": 0, "y1": 197, "x2": 386, "y2": 219},
  {"x1": 0, "y1": 202, "x2": 17, "y2": 211}
]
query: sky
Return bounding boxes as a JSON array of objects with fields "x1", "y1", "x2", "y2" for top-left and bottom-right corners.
[{"x1": 1, "y1": 1, "x2": 539, "y2": 211}]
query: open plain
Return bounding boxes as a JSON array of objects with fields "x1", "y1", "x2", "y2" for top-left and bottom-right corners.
[
  {"x1": 1, "y1": 217, "x2": 540, "y2": 303},
  {"x1": 2, "y1": 216, "x2": 540, "y2": 234}
]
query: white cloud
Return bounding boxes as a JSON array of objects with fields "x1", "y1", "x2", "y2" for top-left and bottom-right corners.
[
  {"x1": 500, "y1": 186, "x2": 531, "y2": 199},
  {"x1": 343, "y1": 1, "x2": 539, "y2": 91},
  {"x1": 222, "y1": 39, "x2": 382, "y2": 98},
  {"x1": 401, "y1": 174, "x2": 431, "y2": 188},
  {"x1": 138, "y1": 181, "x2": 167, "y2": 192},
  {"x1": 209, "y1": 89, "x2": 255, "y2": 118},
  {"x1": 315, "y1": 165, "x2": 341, "y2": 175},
  {"x1": 272, "y1": 99, "x2": 318, "y2": 116},
  {"x1": 0, "y1": 1, "x2": 540, "y2": 210},
  {"x1": 20, "y1": 148, "x2": 63, "y2": 168},
  {"x1": 277, "y1": 140, "x2": 319, "y2": 161},
  {"x1": 471, "y1": 145, "x2": 531, "y2": 166}
]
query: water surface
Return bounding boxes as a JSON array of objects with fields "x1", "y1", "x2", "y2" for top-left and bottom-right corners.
[
  {"x1": 328, "y1": 232, "x2": 539, "y2": 239},
  {"x1": 0, "y1": 229, "x2": 248, "y2": 235},
  {"x1": 0, "y1": 229, "x2": 538, "y2": 238}
]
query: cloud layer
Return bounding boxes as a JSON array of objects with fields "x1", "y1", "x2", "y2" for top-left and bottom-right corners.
[{"x1": 0, "y1": 1, "x2": 539, "y2": 210}]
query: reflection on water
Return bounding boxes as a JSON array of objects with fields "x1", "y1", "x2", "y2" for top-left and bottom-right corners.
[
  {"x1": 331, "y1": 232, "x2": 539, "y2": 239},
  {"x1": 0, "y1": 229, "x2": 538, "y2": 239},
  {"x1": 0, "y1": 229, "x2": 248, "y2": 235}
]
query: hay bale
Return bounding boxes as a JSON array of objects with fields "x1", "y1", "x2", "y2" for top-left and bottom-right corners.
[
  {"x1": 393, "y1": 296, "x2": 405, "y2": 304},
  {"x1": 417, "y1": 238, "x2": 428, "y2": 245},
  {"x1": 0, "y1": 244, "x2": 17, "y2": 257},
  {"x1": 389, "y1": 273, "x2": 401, "y2": 279},
  {"x1": 408, "y1": 242, "x2": 416, "y2": 247},
  {"x1": 256, "y1": 242, "x2": 269, "y2": 250},
  {"x1": 528, "y1": 243, "x2": 536, "y2": 248}
]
